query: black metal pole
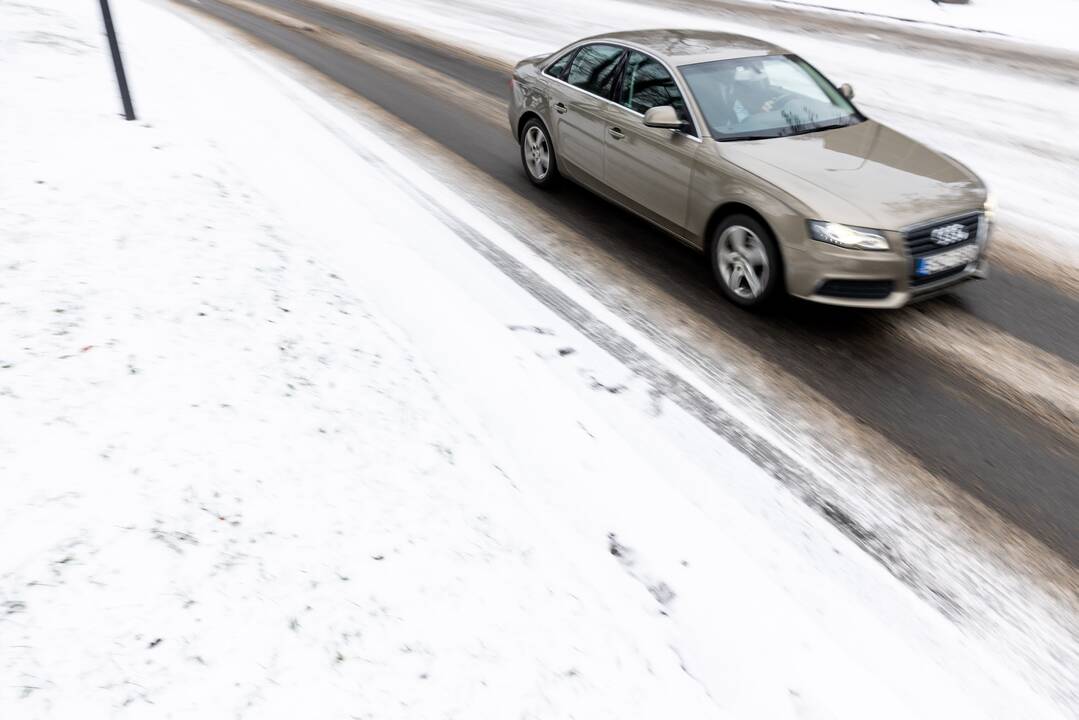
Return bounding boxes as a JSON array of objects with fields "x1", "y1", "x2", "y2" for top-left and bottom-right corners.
[{"x1": 99, "y1": 0, "x2": 136, "y2": 121}]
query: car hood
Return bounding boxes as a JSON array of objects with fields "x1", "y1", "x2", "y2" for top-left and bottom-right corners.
[{"x1": 717, "y1": 120, "x2": 986, "y2": 230}]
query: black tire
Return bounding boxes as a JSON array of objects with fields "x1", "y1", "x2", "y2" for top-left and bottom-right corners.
[
  {"x1": 520, "y1": 117, "x2": 560, "y2": 188},
  {"x1": 710, "y1": 214, "x2": 783, "y2": 309}
]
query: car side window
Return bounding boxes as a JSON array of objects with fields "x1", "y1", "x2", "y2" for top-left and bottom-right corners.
[
  {"x1": 566, "y1": 44, "x2": 625, "y2": 98},
  {"x1": 618, "y1": 51, "x2": 690, "y2": 126},
  {"x1": 544, "y1": 49, "x2": 575, "y2": 80}
]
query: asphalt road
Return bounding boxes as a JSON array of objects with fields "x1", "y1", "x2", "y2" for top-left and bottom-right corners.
[{"x1": 176, "y1": 0, "x2": 1079, "y2": 567}]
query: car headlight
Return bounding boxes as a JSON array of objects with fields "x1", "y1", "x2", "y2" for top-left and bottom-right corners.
[
  {"x1": 983, "y1": 191, "x2": 997, "y2": 223},
  {"x1": 807, "y1": 221, "x2": 889, "y2": 251}
]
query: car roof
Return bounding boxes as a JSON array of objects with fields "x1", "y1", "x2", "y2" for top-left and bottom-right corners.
[{"x1": 576, "y1": 29, "x2": 788, "y2": 66}]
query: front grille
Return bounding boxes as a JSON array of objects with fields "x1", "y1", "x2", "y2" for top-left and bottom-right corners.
[
  {"x1": 904, "y1": 212, "x2": 982, "y2": 287},
  {"x1": 817, "y1": 279, "x2": 895, "y2": 300},
  {"x1": 904, "y1": 212, "x2": 981, "y2": 256}
]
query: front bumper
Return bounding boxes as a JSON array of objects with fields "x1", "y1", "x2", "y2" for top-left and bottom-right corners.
[
  {"x1": 784, "y1": 214, "x2": 990, "y2": 309},
  {"x1": 799, "y1": 259, "x2": 988, "y2": 309}
]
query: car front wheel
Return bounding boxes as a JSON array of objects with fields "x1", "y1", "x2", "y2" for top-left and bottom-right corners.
[{"x1": 711, "y1": 215, "x2": 782, "y2": 309}]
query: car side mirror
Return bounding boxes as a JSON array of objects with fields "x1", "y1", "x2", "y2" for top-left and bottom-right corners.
[
  {"x1": 643, "y1": 105, "x2": 684, "y2": 129},
  {"x1": 839, "y1": 83, "x2": 855, "y2": 100}
]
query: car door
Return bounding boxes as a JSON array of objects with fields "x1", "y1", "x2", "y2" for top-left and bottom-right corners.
[
  {"x1": 603, "y1": 50, "x2": 699, "y2": 232},
  {"x1": 550, "y1": 44, "x2": 625, "y2": 185}
]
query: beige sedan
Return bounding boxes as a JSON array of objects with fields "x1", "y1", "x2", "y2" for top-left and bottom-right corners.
[{"x1": 509, "y1": 30, "x2": 994, "y2": 309}]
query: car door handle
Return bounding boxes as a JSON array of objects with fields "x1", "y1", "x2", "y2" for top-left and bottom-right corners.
[
  {"x1": 608, "y1": 127, "x2": 625, "y2": 140},
  {"x1": 554, "y1": 102, "x2": 567, "y2": 114}
]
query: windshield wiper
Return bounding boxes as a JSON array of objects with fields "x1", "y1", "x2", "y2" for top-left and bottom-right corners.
[
  {"x1": 714, "y1": 134, "x2": 780, "y2": 142},
  {"x1": 714, "y1": 116, "x2": 862, "y2": 141},
  {"x1": 811, "y1": 120, "x2": 858, "y2": 132},
  {"x1": 788, "y1": 118, "x2": 862, "y2": 136}
]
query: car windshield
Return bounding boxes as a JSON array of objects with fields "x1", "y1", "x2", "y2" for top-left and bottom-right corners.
[{"x1": 680, "y1": 54, "x2": 862, "y2": 141}]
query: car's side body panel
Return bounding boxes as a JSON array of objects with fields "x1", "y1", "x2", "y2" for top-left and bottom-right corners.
[
  {"x1": 549, "y1": 81, "x2": 608, "y2": 185},
  {"x1": 601, "y1": 103, "x2": 699, "y2": 233}
]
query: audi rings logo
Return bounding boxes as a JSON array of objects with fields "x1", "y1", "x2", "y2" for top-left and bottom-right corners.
[{"x1": 930, "y1": 223, "x2": 970, "y2": 246}]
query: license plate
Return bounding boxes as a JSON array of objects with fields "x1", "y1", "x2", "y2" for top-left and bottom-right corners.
[{"x1": 916, "y1": 244, "x2": 978, "y2": 276}]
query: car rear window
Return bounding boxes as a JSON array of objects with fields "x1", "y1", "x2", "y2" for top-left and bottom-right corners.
[
  {"x1": 566, "y1": 44, "x2": 625, "y2": 98},
  {"x1": 544, "y1": 49, "x2": 575, "y2": 80}
]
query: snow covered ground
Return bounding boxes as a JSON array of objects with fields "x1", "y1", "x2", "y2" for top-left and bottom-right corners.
[
  {"x1": 327, "y1": 0, "x2": 1079, "y2": 278},
  {"x1": 743, "y1": 0, "x2": 1079, "y2": 50},
  {"x1": 0, "y1": 0, "x2": 1068, "y2": 717}
]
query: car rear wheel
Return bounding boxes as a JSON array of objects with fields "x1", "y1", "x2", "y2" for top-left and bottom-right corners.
[
  {"x1": 711, "y1": 215, "x2": 782, "y2": 309},
  {"x1": 521, "y1": 118, "x2": 559, "y2": 188}
]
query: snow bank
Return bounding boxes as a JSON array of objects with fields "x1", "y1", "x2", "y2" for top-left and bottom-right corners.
[
  {"x1": 0, "y1": 4, "x2": 711, "y2": 717},
  {"x1": 744, "y1": 0, "x2": 1079, "y2": 51},
  {"x1": 0, "y1": 0, "x2": 1062, "y2": 717}
]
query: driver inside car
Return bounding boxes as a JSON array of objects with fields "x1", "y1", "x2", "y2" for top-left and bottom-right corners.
[{"x1": 727, "y1": 63, "x2": 785, "y2": 122}]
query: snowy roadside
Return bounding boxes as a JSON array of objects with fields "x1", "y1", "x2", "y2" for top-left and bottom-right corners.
[
  {"x1": 0, "y1": 0, "x2": 1066, "y2": 717},
  {"x1": 326, "y1": 0, "x2": 1079, "y2": 281},
  {"x1": 730, "y1": 0, "x2": 1079, "y2": 51}
]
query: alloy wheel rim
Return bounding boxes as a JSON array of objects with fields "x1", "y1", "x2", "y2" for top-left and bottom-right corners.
[
  {"x1": 717, "y1": 225, "x2": 769, "y2": 300},
  {"x1": 524, "y1": 126, "x2": 550, "y2": 180}
]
